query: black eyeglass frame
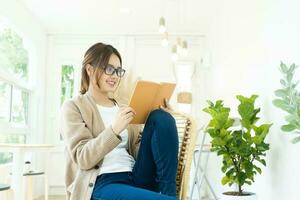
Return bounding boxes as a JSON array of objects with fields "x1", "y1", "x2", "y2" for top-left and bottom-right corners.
[{"x1": 103, "y1": 64, "x2": 126, "y2": 77}]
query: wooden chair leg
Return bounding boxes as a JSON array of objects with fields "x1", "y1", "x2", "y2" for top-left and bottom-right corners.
[{"x1": 44, "y1": 175, "x2": 48, "y2": 200}]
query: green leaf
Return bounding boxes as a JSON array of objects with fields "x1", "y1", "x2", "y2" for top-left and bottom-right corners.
[
  {"x1": 281, "y1": 124, "x2": 297, "y2": 132},
  {"x1": 252, "y1": 124, "x2": 272, "y2": 144},
  {"x1": 253, "y1": 165, "x2": 262, "y2": 174},
  {"x1": 250, "y1": 95, "x2": 259, "y2": 102},
  {"x1": 221, "y1": 176, "x2": 231, "y2": 185},
  {"x1": 220, "y1": 128, "x2": 229, "y2": 138},
  {"x1": 256, "y1": 158, "x2": 266, "y2": 166},
  {"x1": 241, "y1": 119, "x2": 251, "y2": 130},
  {"x1": 274, "y1": 89, "x2": 288, "y2": 98},
  {"x1": 291, "y1": 80, "x2": 299, "y2": 89},
  {"x1": 212, "y1": 137, "x2": 226, "y2": 146},
  {"x1": 243, "y1": 160, "x2": 253, "y2": 173},
  {"x1": 280, "y1": 79, "x2": 286, "y2": 86},
  {"x1": 285, "y1": 115, "x2": 299, "y2": 123},
  {"x1": 226, "y1": 168, "x2": 235, "y2": 177},
  {"x1": 272, "y1": 99, "x2": 287, "y2": 108},
  {"x1": 214, "y1": 112, "x2": 230, "y2": 129},
  {"x1": 245, "y1": 180, "x2": 252, "y2": 185},
  {"x1": 238, "y1": 103, "x2": 254, "y2": 120},
  {"x1": 288, "y1": 63, "x2": 297, "y2": 74},
  {"x1": 291, "y1": 136, "x2": 300, "y2": 144},
  {"x1": 236, "y1": 95, "x2": 258, "y2": 104},
  {"x1": 256, "y1": 143, "x2": 270, "y2": 151},
  {"x1": 217, "y1": 150, "x2": 227, "y2": 156},
  {"x1": 206, "y1": 100, "x2": 214, "y2": 107},
  {"x1": 237, "y1": 172, "x2": 247, "y2": 186},
  {"x1": 287, "y1": 73, "x2": 293, "y2": 82},
  {"x1": 280, "y1": 62, "x2": 288, "y2": 73},
  {"x1": 243, "y1": 131, "x2": 252, "y2": 141},
  {"x1": 272, "y1": 99, "x2": 294, "y2": 113},
  {"x1": 252, "y1": 136, "x2": 260, "y2": 144},
  {"x1": 224, "y1": 118, "x2": 234, "y2": 129}
]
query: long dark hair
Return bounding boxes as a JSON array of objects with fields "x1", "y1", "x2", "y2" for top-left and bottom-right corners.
[{"x1": 80, "y1": 42, "x2": 122, "y2": 94}]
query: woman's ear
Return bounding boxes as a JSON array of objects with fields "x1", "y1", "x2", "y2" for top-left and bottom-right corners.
[{"x1": 85, "y1": 64, "x2": 94, "y2": 77}]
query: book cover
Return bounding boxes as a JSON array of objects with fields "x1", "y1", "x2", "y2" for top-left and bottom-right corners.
[{"x1": 129, "y1": 80, "x2": 176, "y2": 124}]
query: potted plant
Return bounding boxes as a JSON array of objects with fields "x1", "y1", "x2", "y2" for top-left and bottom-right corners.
[
  {"x1": 203, "y1": 95, "x2": 272, "y2": 200},
  {"x1": 273, "y1": 62, "x2": 300, "y2": 143}
]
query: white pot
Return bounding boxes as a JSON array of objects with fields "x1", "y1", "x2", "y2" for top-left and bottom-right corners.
[{"x1": 220, "y1": 192, "x2": 257, "y2": 200}]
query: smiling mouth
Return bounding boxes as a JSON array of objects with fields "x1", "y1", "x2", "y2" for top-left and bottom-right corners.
[{"x1": 106, "y1": 80, "x2": 116, "y2": 87}]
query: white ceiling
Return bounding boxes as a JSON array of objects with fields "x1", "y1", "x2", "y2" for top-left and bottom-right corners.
[{"x1": 18, "y1": 0, "x2": 214, "y2": 35}]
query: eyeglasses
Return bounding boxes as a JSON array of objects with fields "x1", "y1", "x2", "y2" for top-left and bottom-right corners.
[{"x1": 103, "y1": 64, "x2": 126, "y2": 77}]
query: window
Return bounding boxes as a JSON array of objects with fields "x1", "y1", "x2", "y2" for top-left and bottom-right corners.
[
  {"x1": 0, "y1": 21, "x2": 30, "y2": 164},
  {"x1": 61, "y1": 64, "x2": 75, "y2": 105},
  {"x1": 0, "y1": 81, "x2": 30, "y2": 127},
  {"x1": 0, "y1": 81, "x2": 11, "y2": 123},
  {"x1": 0, "y1": 25, "x2": 28, "y2": 80},
  {"x1": 0, "y1": 134, "x2": 26, "y2": 164},
  {"x1": 58, "y1": 64, "x2": 75, "y2": 141},
  {"x1": 11, "y1": 87, "x2": 29, "y2": 125}
]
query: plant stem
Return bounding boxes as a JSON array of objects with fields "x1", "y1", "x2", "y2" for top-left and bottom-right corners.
[
  {"x1": 239, "y1": 184, "x2": 242, "y2": 195},
  {"x1": 225, "y1": 146, "x2": 242, "y2": 193}
]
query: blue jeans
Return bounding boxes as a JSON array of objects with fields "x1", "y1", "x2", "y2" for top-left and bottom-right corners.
[{"x1": 91, "y1": 109, "x2": 179, "y2": 200}]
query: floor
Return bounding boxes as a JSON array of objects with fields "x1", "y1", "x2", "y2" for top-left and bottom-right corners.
[
  {"x1": 34, "y1": 195, "x2": 215, "y2": 200},
  {"x1": 36, "y1": 196, "x2": 66, "y2": 200}
]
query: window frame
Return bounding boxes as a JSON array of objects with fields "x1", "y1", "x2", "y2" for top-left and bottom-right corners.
[
  {"x1": 0, "y1": 69, "x2": 33, "y2": 135},
  {"x1": 0, "y1": 25, "x2": 33, "y2": 137}
]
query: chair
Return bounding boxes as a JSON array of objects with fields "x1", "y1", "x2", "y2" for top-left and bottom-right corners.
[
  {"x1": 172, "y1": 112, "x2": 198, "y2": 200},
  {"x1": 8, "y1": 169, "x2": 49, "y2": 200},
  {"x1": 23, "y1": 171, "x2": 49, "y2": 200}
]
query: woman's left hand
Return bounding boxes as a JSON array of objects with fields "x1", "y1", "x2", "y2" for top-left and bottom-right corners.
[{"x1": 159, "y1": 98, "x2": 174, "y2": 114}]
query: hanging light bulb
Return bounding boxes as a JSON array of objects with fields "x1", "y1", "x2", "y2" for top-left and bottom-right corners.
[
  {"x1": 181, "y1": 40, "x2": 188, "y2": 57},
  {"x1": 159, "y1": 17, "x2": 166, "y2": 34},
  {"x1": 171, "y1": 45, "x2": 178, "y2": 62},
  {"x1": 161, "y1": 32, "x2": 169, "y2": 47}
]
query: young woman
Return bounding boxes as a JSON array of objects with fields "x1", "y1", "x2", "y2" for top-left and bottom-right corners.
[{"x1": 60, "y1": 42, "x2": 179, "y2": 200}]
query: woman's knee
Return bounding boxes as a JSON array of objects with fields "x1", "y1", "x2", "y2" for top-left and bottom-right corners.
[
  {"x1": 148, "y1": 109, "x2": 178, "y2": 141},
  {"x1": 148, "y1": 109, "x2": 175, "y2": 125}
]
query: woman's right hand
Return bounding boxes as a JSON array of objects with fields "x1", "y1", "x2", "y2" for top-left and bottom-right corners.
[{"x1": 111, "y1": 106, "x2": 136, "y2": 135}]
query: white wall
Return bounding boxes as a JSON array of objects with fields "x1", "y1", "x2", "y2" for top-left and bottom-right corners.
[
  {"x1": 203, "y1": 0, "x2": 300, "y2": 200},
  {"x1": 0, "y1": 0, "x2": 47, "y2": 198},
  {"x1": 3, "y1": 0, "x2": 300, "y2": 199}
]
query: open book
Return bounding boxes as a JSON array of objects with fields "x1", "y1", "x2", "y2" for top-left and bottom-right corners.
[{"x1": 129, "y1": 80, "x2": 176, "y2": 124}]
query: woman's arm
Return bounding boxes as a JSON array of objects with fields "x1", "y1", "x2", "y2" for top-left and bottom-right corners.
[{"x1": 60, "y1": 100, "x2": 122, "y2": 170}]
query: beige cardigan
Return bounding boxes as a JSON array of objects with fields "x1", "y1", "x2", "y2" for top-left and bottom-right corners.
[{"x1": 59, "y1": 91, "x2": 142, "y2": 200}]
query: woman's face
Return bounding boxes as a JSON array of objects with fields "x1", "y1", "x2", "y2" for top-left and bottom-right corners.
[{"x1": 91, "y1": 54, "x2": 122, "y2": 94}]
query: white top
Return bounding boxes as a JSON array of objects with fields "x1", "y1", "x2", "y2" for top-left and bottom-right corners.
[{"x1": 97, "y1": 104, "x2": 135, "y2": 175}]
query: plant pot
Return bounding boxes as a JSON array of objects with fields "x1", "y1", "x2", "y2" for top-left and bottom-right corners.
[{"x1": 220, "y1": 192, "x2": 257, "y2": 200}]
